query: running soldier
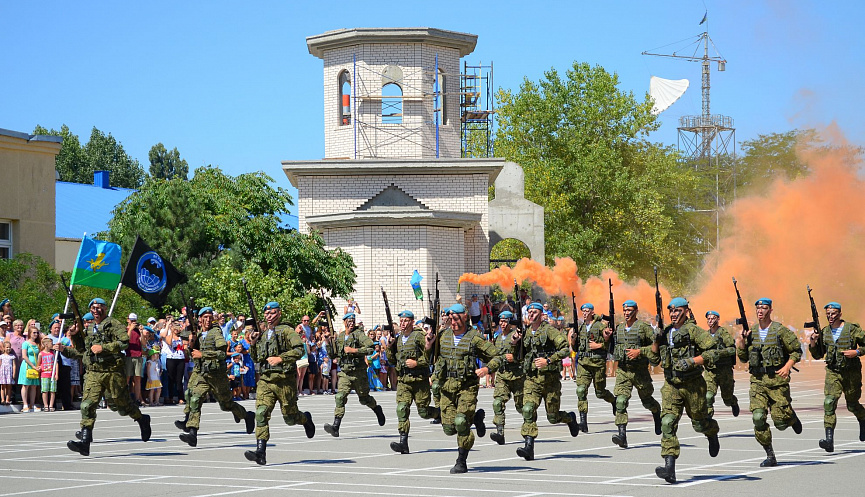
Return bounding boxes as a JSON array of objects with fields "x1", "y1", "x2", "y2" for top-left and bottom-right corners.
[
  {"x1": 703, "y1": 310, "x2": 740, "y2": 418},
  {"x1": 570, "y1": 302, "x2": 616, "y2": 433},
  {"x1": 489, "y1": 310, "x2": 524, "y2": 445}
]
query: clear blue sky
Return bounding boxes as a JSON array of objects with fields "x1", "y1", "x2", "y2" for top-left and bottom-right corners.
[{"x1": 3, "y1": 0, "x2": 862, "y2": 218}]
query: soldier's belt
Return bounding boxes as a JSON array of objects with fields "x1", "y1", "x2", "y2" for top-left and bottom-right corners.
[
  {"x1": 584, "y1": 351, "x2": 607, "y2": 359},
  {"x1": 663, "y1": 367, "x2": 702, "y2": 381},
  {"x1": 749, "y1": 365, "x2": 780, "y2": 376},
  {"x1": 397, "y1": 369, "x2": 428, "y2": 378}
]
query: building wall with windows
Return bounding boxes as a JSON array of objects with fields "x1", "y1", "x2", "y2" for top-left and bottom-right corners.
[{"x1": 0, "y1": 128, "x2": 62, "y2": 265}]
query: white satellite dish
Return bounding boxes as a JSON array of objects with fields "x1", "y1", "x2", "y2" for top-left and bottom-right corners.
[{"x1": 650, "y1": 76, "x2": 689, "y2": 115}]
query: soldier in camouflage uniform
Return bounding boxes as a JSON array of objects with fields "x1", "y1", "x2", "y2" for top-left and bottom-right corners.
[
  {"x1": 323, "y1": 312, "x2": 386, "y2": 437},
  {"x1": 514, "y1": 303, "x2": 580, "y2": 461},
  {"x1": 174, "y1": 307, "x2": 255, "y2": 447},
  {"x1": 703, "y1": 310, "x2": 740, "y2": 419},
  {"x1": 651, "y1": 297, "x2": 721, "y2": 484},
  {"x1": 433, "y1": 303, "x2": 503, "y2": 474},
  {"x1": 734, "y1": 298, "x2": 802, "y2": 468},
  {"x1": 807, "y1": 301, "x2": 865, "y2": 452},
  {"x1": 64, "y1": 298, "x2": 151, "y2": 456},
  {"x1": 570, "y1": 302, "x2": 616, "y2": 433},
  {"x1": 489, "y1": 310, "x2": 524, "y2": 445},
  {"x1": 606, "y1": 300, "x2": 661, "y2": 449},
  {"x1": 385, "y1": 310, "x2": 439, "y2": 454},
  {"x1": 243, "y1": 302, "x2": 315, "y2": 465}
]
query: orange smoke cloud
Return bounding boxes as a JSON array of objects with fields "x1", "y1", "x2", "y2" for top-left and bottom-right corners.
[
  {"x1": 689, "y1": 124, "x2": 864, "y2": 328},
  {"x1": 459, "y1": 257, "x2": 672, "y2": 317}
]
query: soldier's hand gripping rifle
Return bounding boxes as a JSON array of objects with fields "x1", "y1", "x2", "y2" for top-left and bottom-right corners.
[
  {"x1": 381, "y1": 286, "x2": 395, "y2": 333},
  {"x1": 732, "y1": 277, "x2": 752, "y2": 347},
  {"x1": 804, "y1": 285, "x2": 826, "y2": 358},
  {"x1": 423, "y1": 273, "x2": 441, "y2": 363},
  {"x1": 653, "y1": 267, "x2": 665, "y2": 344},
  {"x1": 242, "y1": 278, "x2": 263, "y2": 342},
  {"x1": 603, "y1": 278, "x2": 616, "y2": 353},
  {"x1": 512, "y1": 280, "x2": 525, "y2": 363},
  {"x1": 59, "y1": 274, "x2": 85, "y2": 352}
]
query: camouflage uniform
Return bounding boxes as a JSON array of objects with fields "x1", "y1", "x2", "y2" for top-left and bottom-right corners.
[
  {"x1": 573, "y1": 315, "x2": 615, "y2": 416},
  {"x1": 249, "y1": 325, "x2": 310, "y2": 441},
  {"x1": 612, "y1": 319, "x2": 661, "y2": 426},
  {"x1": 519, "y1": 322, "x2": 573, "y2": 438},
  {"x1": 657, "y1": 321, "x2": 720, "y2": 458},
  {"x1": 491, "y1": 326, "x2": 524, "y2": 429},
  {"x1": 736, "y1": 321, "x2": 801, "y2": 448},
  {"x1": 184, "y1": 324, "x2": 248, "y2": 431},
  {"x1": 386, "y1": 326, "x2": 439, "y2": 435},
  {"x1": 330, "y1": 326, "x2": 380, "y2": 422},
  {"x1": 704, "y1": 326, "x2": 738, "y2": 418},
  {"x1": 809, "y1": 321, "x2": 865, "y2": 442}
]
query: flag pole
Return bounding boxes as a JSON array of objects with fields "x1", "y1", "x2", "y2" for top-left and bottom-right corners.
[
  {"x1": 55, "y1": 232, "x2": 86, "y2": 387},
  {"x1": 107, "y1": 282, "x2": 123, "y2": 317}
]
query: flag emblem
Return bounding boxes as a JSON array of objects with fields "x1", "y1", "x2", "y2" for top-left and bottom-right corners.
[{"x1": 136, "y1": 251, "x2": 168, "y2": 294}]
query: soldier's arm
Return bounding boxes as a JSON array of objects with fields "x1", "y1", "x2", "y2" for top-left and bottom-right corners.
[
  {"x1": 853, "y1": 324, "x2": 865, "y2": 357},
  {"x1": 354, "y1": 332, "x2": 374, "y2": 356},
  {"x1": 780, "y1": 326, "x2": 802, "y2": 364},
  {"x1": 693, "y1": 326, "x2": 718, "y2": 367},
  {"x1": 101, "y1": 321, "x2": 129, "y2": 354},
  {"x1": 475, "y1": 335, "x2": 503, "y2": 372},
  {"x1": 549, "y1": 328, "x2": 570, "y2": 362},
  {"x1": 808, "y1": 326, "x2": 828, "y2": 359},
  {"x1": 639, "y1": 322, "x2": 660, "y2": 364},
  {"x1": 718, "y1": 329, "x2": 737, "y2": 359},
  {"x1": 204, "y1": 330, "x2": 228, "y2": 362},
  {"x1": 413, "y1": 333, "x2": 430, "y2": 368},
  {"x1": 279, "y1": 331, "x2": 304, "y2": 364}
]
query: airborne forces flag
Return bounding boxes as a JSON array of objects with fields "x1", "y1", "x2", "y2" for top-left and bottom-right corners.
[{"x1": 120, "y1": 235, "x2": 187, "y2": 308}]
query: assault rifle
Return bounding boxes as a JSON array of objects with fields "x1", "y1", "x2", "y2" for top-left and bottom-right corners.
[
  {"x1": 804, "y1": 285, "x2": 826, "y2": 358},
  {"x1": 653, "y1": 267, "x2": 665, "y2": 342},
  {"x1": 180, "y1": 292, "x2": 199, "y2": 351},
  {"x1": 603, "y1": 279, "x2": 616, "y2": 353},
  {"x1": 318, "y1": 289, "x2": 335, "y2": 352},
  {"x1": 423, "y1": 273, "x2": 441, "y2": 363},
  {"x1": 381, "y1": 286, "x2": 395, "y2": 333},
  {"x1": 59, "y1": 274, "x2": 85, "y2": 345},
  {"x1": 241, "y1": 278, "x2": 263, "y2": 341},
  {"x1": 512, "y1": 280, "x2": 524, "y2": 362},
  {"x1": 732, "y1": 277, "x2": 751, "y2": 347}
]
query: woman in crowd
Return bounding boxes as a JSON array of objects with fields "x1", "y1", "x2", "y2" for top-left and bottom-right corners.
[
  {"x1": 18, "y1": 326, "x2": 40, "y2": 411},
  {"x1": 161, "y1": 318, "x2": 186, "y2": 405},
  {"x1": 7, "y1": 319, "x2": 26, "y2": 386},
  {"x1": 296, "y1": 331, "x2": 309, "y2": 395}
]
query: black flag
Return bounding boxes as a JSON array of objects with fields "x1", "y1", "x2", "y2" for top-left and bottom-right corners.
[{"x1": 120, "y1": 235, "x2": 187, "y2": 308}]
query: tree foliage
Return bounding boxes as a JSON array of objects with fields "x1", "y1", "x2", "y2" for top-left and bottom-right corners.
[
  {"x1": 494, "y1": 62, "x2": 701, "y2": 286},
  {"x1": 148, "y1": 143, "x2": 189, "y2": 180},
  {"x1": 105, "y1": 166, "x2": 356, "y2": 318},
  {"x1": 33, "y1": 124, "x2": 146, "y2": 188}
]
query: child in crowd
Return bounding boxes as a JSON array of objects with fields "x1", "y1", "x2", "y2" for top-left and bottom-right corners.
[
  {"x1": 145, "y1": 349, "x2": 163, "y2": 406},
  {"x1": 227, "y1": 352, "x2": 247, "y2": 400},
  {"x1": 0, "y1": 341, "x2": 15, "y2": 405},
  {"x1": 37, "y1": 337, "x2": 58, "y2": 411},
  {"x1": 320, "y1": 354, "x2": 331, "y2": 394}
]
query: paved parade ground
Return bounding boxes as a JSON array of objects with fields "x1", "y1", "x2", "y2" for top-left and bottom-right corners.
[{"x1": 1, "y1": 363, "x2": 861, "y2": 496}]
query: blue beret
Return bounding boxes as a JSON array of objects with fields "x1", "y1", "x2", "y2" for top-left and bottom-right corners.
[
  {"x1": 88, "y1": 298, "x2": 106, "y2": 307},
  {"x1": 415, "y1": 319, "x2": 424, "y2": 325},
  {"x1": 667, "y1": 297, "x2": 689, "y2": 309},
  {"x1": 51, "y1": 313, "x2": 60, "y2": 320},
  {"x1": 754, "y1": 298, "x2": 772, "y2": 307},
  {"x1": 398, "y1": 310, "x2": 414, "y2": 319},
  {"x1": 580, "y1": 303, "x2": 594, "y2": 310},
  {"x1": 498, "y1": 311, "x2": 514, "y2": 320},
  {"x1": 557, "y1": 316, "x2": 566, "y2": 321},
  {"x1": 143, "y1": 325, "x2": 155, "y2": 333},
  {"x1": 264, "y1": 301, "x2": 280, "y2": 311},
  {"x1": 342, "y1": 312, "x2": 356, "y2": 321},
  {"x1": 824, "y1": 302, "x2": 841, "y2": 310},
  {"x1": 622, "y1": 300, "x2": 638, "y2": 308},
  {"x1": 50, "y1": 319, "x2": 61, "y2": 326},
  {"x1": 0, "y1": 298, "x2": 9, "y2": 307},
  {"x1": 197, "y1": 306, "x2": 214, "y2": 316},
  {"x1": 231, "y1": 352, "x2": 241, "y2": 358},
  {"x1": 706, "y1": 310, "x2": 720, "y2": 318},
  {"x1": 528, "y1": 302, "x2": 544, "y2": 311},
  {"x1": 82, "y1": 312, "x2": 94, "y2": 320},
  {"x1": 450, "y1": 303, "x2": 467, "y2": 314}
]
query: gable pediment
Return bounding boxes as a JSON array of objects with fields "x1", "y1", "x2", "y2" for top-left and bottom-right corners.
[{"x1": 357, "y1": 185, "x2": 429, "y2": 211}]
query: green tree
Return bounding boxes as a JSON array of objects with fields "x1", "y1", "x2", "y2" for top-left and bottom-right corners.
[
  {"x1": 494, "y1": 62, "x2": 701, "y2": 286},
  {"x1": 148, "y1": 143, "x2": 189, "y2": 180},
  {"x1": 105, "y1": 166, "x2": 356, "y2": 316}
]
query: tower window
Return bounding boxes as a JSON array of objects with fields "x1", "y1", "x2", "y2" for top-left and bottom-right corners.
[
  {"x1": 338, "y1": 70, "x2": 351, "y2": 125},
  {"x1": 382, "y1": 82, "x2": 402, "y2": 124}
]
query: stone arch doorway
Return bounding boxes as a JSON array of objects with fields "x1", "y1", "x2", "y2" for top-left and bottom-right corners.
[{"x1": 490, "y1": 238, "x2": 530, "y2": 270}]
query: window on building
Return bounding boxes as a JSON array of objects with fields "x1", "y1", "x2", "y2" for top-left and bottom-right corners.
[
  {"x1": 437, "y1": 68, "x2": 448, "y2": 125},
  {"x1": 338, "y1": 70, "x2": 351, "y2": 125},
  {"x1": 0, "y1": 221, "x2": 11, "y2": 260},
  {"x1": 382, "y1": 83, "x2": 403, "y2": 124}
]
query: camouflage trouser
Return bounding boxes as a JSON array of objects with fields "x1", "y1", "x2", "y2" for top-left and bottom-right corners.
[
  {"x1": 521, "y1": 372, "x2": 570, "y2": 438},
  {"x1": 613, "y1": 367, "x2": 660, "y2": 425},
  {"x1": 660, "y1": 376, "x2": 719, "y2": 458},
  {"x1": 440, "y1": 379, "x2": 479, "y2": 449},
  {"x1": 705, "y1": 366, "x2": 738, "y2": 418},
  {"x1": 824, "y1": 367, "x2": 865, "y2": 428},
  {"x1": 395, "y1": 376, "x2": 439, "y2": 434},
  {"x1": 80, "y1": 368, "x2": 142, "y2": 429},
  {"x1": 334, "y1": 368, "x2": 378, "y2": 419},
  {"x1": 186, "y1": 370, "x2": 247, "y2": 430},
  {"x1": 255, "y1": 373, "x2": 308, "y2": 441},
  {"x1": 576, "y1": 362, "x2": 615, "y2": 412},
  {"x1": 749, "y1": 377, "x2": 794, "y2": 447},
  {"x1": 492, "y1": 374, "x2": 524, "y2": 427}
]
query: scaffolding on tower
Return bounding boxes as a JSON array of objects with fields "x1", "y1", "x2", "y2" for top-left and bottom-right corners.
[{"x1": 460, "y1": 61, "x2": 495, "y2": 158}]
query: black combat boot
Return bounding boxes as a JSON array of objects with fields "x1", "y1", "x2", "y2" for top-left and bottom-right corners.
[
  {"x1": 708, "y1": 434, "x2": 720, "y2": 457},
  {"x1": 373, "y1": 405, "x2": 386, "y2": 426},
  {"x1": 473, "y1": 409, "x2": 486, "y2": 438},
  {"x1": 655, "y1": 455, "x2": 676, "y2": 483},
  {"x1": 303, "y1": 411, "x2": 315, "y2": 438},
  {"x1": 490, "y1": 424, "x2": 506, "y2": 445},
  {"x1": 324, "y1": 416, "x2": 341, "y2": 437},
  {"x1": 791, "y1": 412, "x2": 803, "y2": 434},
  {"x1": 612, "y1": 402, "x2": 617, "y2": 417},
  {"x1": 819, "y1": 427, "x2": 834, "y2": 453},
  {"x1": 732, "y1": 403, "x2": 740, "y2": 417},
  {"x1": 579, "y1": 411, "x2": 589, "y2": 433},
  {"x1": 244, "y1": 439, "x2": 267, "y2": 465},
  {"x1": 179, "y1": 427, "x2": 198, "y2": 447},
  {"x1": 390, "y1": 432, "x2": 410, "y2": 454},
  {"x1": 612, "y1": 424, "x2": 628, "y2": 448},
  {"x1": 859, "y1": 418, "x2": 865, "y2": 442},
  {"x1": 137, "y1": 414, "x2": 152, "y2": 442},
  {"x1": 567, "y1": 412, "x2": 580, "y2": 437},
  {"x1": 450, "y1": 447, "x2": 469, "y2": 474},
  {"x1": 244, "y1": 411, "x2": 255, "y2": 434},
  {"x1": 652, "y1": 411, "x2": 662, "y2": 435},
  {"x1": 175, "y1": 412, "x2": 190, "y2": 432},
  {"x1": 74, "y1": 430, "x2": 83, "y2": 440},
  {"x1": 67, "y1": 426, "x2": 92, "y2": 456},
  {"x1": 516, "y1": 436, "x2": 535, "y2": 461},
  {"x1": 760, "y1": 444, "x2": 777, "y2": 467}
]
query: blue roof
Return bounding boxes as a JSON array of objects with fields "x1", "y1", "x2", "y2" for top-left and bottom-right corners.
[{"x1": 55, "y1": 182, "x2": 136, "y2": 238}]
